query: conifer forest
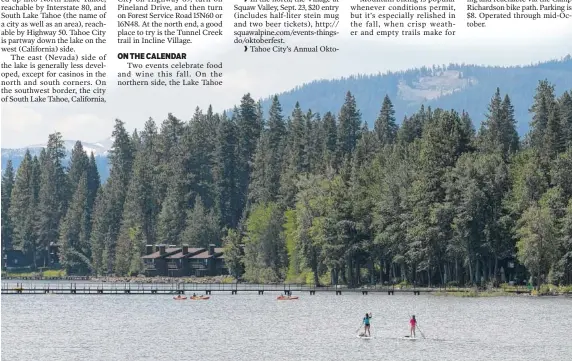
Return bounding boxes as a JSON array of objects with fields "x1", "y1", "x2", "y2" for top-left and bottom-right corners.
[{"x1": 2, "y1": 80, "x2": 572, "y2": 288}]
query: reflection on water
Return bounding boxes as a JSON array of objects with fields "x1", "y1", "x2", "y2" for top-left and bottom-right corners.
[{"x1": 2, "y1": 293, "x2": 571, "y2": 361}]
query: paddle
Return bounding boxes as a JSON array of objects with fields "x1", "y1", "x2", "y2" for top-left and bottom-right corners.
[{"x1": 416, "y1": 324, "x2": 426, "y2": 339}]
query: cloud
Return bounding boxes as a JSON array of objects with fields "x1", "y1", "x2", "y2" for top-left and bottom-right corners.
[{"x1": 1, "y1": 104, "x2": 45, "y2": 147}]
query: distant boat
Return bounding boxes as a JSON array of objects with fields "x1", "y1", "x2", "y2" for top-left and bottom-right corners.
[
  {"x1": 190, "y1": 295, "x2": 210, "y2": 300},
  {"x1": 277, "y1": 295, "x2": 299, "y2": 300}
]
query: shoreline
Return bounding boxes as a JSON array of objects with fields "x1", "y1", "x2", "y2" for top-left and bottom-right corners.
[
  {"x1": 2, "y1": 276, "x2": 571, "y2": 297},
  {"x1": 1, "y1": 275, "x2": 236, "y2": 284}
]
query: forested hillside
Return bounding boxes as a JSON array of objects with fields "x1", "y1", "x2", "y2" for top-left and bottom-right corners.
[
  {"x1": 259, "y1": 56, "x2": 572, "y2": 135},
  {"x1": 3, "y1": 57, "x2": 570, "y2": 183},
  {"x1": 2, "y1": 81, "x2": 572, "y2": 288}
]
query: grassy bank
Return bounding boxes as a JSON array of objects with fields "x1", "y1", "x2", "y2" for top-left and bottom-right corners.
[
  {"x1": 433, "y1": 290, "x2": 517, "y2": 297},
  {"x1": 433, "y1": 283, "x2": 572, "y2": 297},
  {"x1": 2, "y1": 270, "x2": 67, "y2": 278}
]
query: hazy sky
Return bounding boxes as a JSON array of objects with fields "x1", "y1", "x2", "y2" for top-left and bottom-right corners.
[{"x1": 1, "y1": 5, "x2": 571, "y2": 148}]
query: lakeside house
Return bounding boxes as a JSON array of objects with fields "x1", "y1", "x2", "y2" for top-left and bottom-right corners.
[
  {"x1": 2, "y1": 242, "x2": 60, "y2": 272},
  {"x1": 142, "y1": 244, "x2": 228, "y2": 277}
]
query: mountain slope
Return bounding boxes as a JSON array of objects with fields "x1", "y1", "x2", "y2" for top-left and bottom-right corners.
[
  {"x1": 1, "y1": 139, "x2": 111, "y2": 181},
  {"x1": 2, "y1": 56, "x2": 571, "y2": 178},
  {"x1": 258, "y1": 56, "x2": 572, "y2": 135}
]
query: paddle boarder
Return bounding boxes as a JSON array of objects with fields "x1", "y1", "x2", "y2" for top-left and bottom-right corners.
[
  {"x1": 363, "y1": 313, "x2": 372, "y2": 337},
  {"x1": 409, "y1": 315, "x2": 417, "y2": 338}
]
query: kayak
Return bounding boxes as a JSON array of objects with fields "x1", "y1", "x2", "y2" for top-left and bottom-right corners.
[
  {"x1": 190, "y1": 296, "x2": 210, "y2": 300},
  {"x1": 173, "y1": 296, "x2": 187, "y2": 300},
  {"x1": 277, "y1": 296, "x2": 299, "y2": 300}
]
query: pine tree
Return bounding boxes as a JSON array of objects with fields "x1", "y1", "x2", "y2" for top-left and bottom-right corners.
[
  {"x1": 265, "y1": 96, "x2": 288, "y2": 194},
  {"x1": 213, "y1": 112, "x2": 240, "y2": 229},
  {"x1": 236, "y1": 94, "x2": 263, "y2": 215},
  {"x1": 181, "y1": 195, "x2": 221, "y2": 248},
  {"x1": 559, "y1": 91, "x2": 572, "y2": 148},
  {"x1": 397, "y1": 105, "x2": 427, "y2": 145},
  {"x1": 35, "y1": 132, "x2": 69, "y2": 268},
  {"x1": 1, "y1": 160, "x2": 15, "y2": 252},
  {"x1": 9, "y1": 151, "x2": 39, "y2": 266},
  {"x1": 321, "y1": 111, "x2": 337, "y2": 166},
  {"x1": 478, "y1": 88, "x2": 517, "y2": 158},
  {"x1": 249, "y1": 133, "x2": 273, "y2": 204},
  {"x1": 90, "y1": 120, "x2": 134, "y2": 274},
  {"x1": 374, "y1": 95, "x2": 397, "y2": 146},
  {"x1": 59, "y1": 174, "x2": 92, "y2": 274},
  {"x1": 87, "y1": 153, "x2": 101, "y2": 213},
  {"x1": 67, "y1": 141, "x2": 90, "y2": 192},
  {"x1": 544, "y1": 104, "x2": 564, "y2": 159},
  {"x1": 500, "y1": 95, "x2": 520, "y2": 156},
  {"x1": 223, "y1": 229, "x2": 243, "y2": 278},
  {"x1": 528, "y1": 80, "x2": 556, "y2": 151},
  {"x1": 336, "y1": 91, "x2": 362, "y2": 162},
  {"x1": 157, "y1": 175, "x2": 187, "y2": 245}
]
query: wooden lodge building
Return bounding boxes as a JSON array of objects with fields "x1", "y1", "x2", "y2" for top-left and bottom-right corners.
[{"x1": 142, "y1": 244, "x2": 227, "y2": 277}]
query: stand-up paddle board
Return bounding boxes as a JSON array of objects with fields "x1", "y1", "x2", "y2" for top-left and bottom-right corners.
[
  {"x1": 403, "y1": 336, "x2": 417, "y2": 340},
  {"x1": 357, "y1": 334, "x2": 374, "y2": 339}
]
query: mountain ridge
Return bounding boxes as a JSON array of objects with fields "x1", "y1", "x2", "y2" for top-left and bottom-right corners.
[
  {"x1": 2, "y1": 56, "x2": 571, "y2": 181},
  {"x1": 256, "y1": 55, "x2": 572, "y2": 135}
]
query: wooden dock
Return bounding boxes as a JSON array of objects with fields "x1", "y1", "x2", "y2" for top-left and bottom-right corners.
[{"x1": 0, "y1": 282, "x2": 532, "y2": 296}]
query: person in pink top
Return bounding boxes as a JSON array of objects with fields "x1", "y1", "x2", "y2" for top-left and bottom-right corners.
[{"x1": 409, "y1": 315, "x2": 417, "y2": 338}]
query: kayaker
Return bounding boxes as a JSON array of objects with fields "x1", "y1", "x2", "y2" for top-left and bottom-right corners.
[
  {"x1": 363, "y1": 313, "x2": 372, "y2": 337},
  {"x1": 409, "y1": 315, "x2": 417, "y2": 338},
  {"x1": 192, "y1": 293, "x2": 196, "y2": 297}
]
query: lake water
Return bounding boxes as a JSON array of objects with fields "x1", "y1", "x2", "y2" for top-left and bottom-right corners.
[{"x1": 2, "y1": 292, "x2": 571, "y2": 361}]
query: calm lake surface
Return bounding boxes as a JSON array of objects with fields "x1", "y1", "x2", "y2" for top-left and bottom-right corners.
[{"x1": 2, "y1": 292, "x2": 571, "y2": 361}]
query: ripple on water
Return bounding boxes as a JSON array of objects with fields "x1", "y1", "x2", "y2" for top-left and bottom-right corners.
[{"x1": 2, "y1": 294, "x2": 572, "y2": 361}]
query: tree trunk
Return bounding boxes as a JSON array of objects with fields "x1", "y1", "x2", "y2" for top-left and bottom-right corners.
[
  {"x1": 493, "y1": 258, "x2": 499, "y2": 286},
  {"x1": 455, "y1": 258, "x2": 459, "y2": 284},
  {"x1": 369, "y1": 259, "x2": 374, "y2": 285},
  {"x1": 474, "y1": 259, "x2": 480, "y2": 286},
  {"x1": 312, "y1": 259, "x2": 320, "y2": 287},
  {"x1": 355, "y1": 261, "x2": 360, "y2": 287},
  {"x1": 468, "y1": 258, "x2": 474, "y2": 285}
]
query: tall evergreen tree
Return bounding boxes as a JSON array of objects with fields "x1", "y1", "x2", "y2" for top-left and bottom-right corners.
[
  {"x1": 336, "y1": 91, "x2": 362, "y2": 162},
  {"x1": 374, "y1": 95, "x2": 398, "y2": 146},
  {"x1": 236, "y1": 94, "x2": 263, "y2": 215},
  {"x1": 90, "y1": 120, "x2": 134, "y2": 274},
  {"x1": 35, "y1": 132, "x2": 68, "y2": 268},
  {"x1": 1, "y1": 160, "x2": 15, "y2": 252},
  {"x1": 181, "y1": 195, "x2": 221, "y2": 248},
  {"x1": 9, "y1": 151, "x2": 39, "y2": 266},
  {"x1": 67, "y1": 141, "x2": 90, "y2": 191},
  {"x1": 157, "y1": 172, "x2": 187, "y2": 245},
  {"x1": 528, "y1": 80, "x2": 556, "y2": 150},
  {"x1": 213, "y1": 112, "x2": 240, "y2": 228},
  {"x1": 59, "y1": 174, "x2": 92, "y2": 274},
  {"x1": 559, "y1": 91, "x2": 572, "y2": 148}
]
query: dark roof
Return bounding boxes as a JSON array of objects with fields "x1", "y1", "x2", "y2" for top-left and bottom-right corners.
[
  {"x1": 141, "y1": 246, "x2": 225, "y2": 260},
  {"x1": 189, "y1": 248, "x2": 222, "y2": 258},
  {"x1": 190, "y1": 250, "x2": 212, "y2": 259},
  {"x1": 142, "y1": 247, "x2": 180, "y2": 259},
  {"x1": 166, "y1": 248, "x2": 205, "y2": 259}
]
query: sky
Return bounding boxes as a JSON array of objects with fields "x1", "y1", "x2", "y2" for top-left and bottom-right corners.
[{"x1": 1, "y1": 4, "x2": 571, "y2": 148}]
